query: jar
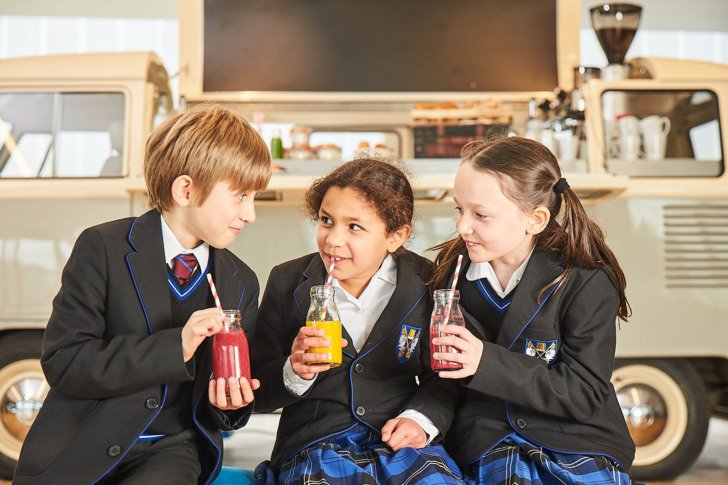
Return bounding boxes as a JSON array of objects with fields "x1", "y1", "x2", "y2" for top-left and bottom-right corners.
[
  {"x1": 290, "y1": 126, "x2": 311, "y2": 148},
  {"x1": 316, "y1": 144, "x2": 342, "y2": 161}
]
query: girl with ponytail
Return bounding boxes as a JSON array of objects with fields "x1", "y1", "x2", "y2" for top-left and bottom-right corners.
[{"x1": 431, "y1": 137, "x2": 634, "y2": 484}]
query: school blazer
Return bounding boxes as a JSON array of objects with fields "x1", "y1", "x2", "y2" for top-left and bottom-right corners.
[
  {"x1": 446, "y1": 249, "x2": 635, "y2": 470},
  {"x1": 252, "y1": 251, "x2": 460, "y2": 469},
  {"x1": 14, "y1": 210, "x2": 259, "y2": 485}
]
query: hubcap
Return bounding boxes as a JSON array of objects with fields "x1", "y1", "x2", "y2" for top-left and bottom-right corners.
[
  {"x1": 0, "y1": 360, "x2": 48, "y2": 460},
  {"x1": 612, "y1": 364, "x2": 688, "y2": 467}
]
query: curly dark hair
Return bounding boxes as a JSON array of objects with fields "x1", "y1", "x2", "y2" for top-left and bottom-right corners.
[{"x1": 304, "y1": 158, "x2": 414, "y2": 238}]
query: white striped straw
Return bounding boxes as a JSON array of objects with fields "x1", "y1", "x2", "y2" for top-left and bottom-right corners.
[
  {"x1": 443, "y1": 255, "x2": 464, "y2": 327},
  {"x1": 206, "y1": 274, "x2": 227, "y2": 330},
  {"x1": 325, "y1": 260, "x2": 335, "y2": 286}
]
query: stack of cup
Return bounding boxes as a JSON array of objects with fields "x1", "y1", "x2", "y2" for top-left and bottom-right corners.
[{"x1": 614, "y1": 113, "x2": 641, "y2": 161}]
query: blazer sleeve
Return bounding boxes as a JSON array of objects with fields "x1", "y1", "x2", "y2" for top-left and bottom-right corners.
[
  {"x1": 208, "y1": 267, "x2": 260, "y2": 429},
  {"x1": 251, "y1": 265, "x2": 305, "y2": 412},
  {"x1": 464, "y1": 269, "x2": 619, "y2": 422},
  {"x1": 41, "y1": 227, "x2": 194, "y2": 399}
]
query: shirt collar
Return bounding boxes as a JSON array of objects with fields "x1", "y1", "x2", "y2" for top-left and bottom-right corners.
[
  {"x1": 160, "y1": 214, "x2": 210, "y2": 271},
  {"x1": 332, "y1": 253, "x2": 397, "y2": 306},
  {"x1": 465, "y1": 247, "x2": 535, "y2": 297}
]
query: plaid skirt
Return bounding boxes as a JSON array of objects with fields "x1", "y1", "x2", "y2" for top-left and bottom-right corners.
[
  {"x1": 255, "y1": 424, "x2": 463, "y2": 484},
  {"x1": 465, "y1": 434, "x2": 631, "y2": 485}
]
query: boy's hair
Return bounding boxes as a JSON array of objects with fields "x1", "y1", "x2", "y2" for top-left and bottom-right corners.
[
  {"x1": 430, "y1": 136, "x2": 630, "y2": 321},
  {"x1": 144, "y1": 104, "x2": 271, "y2": 212},
  {"x1": 304, "y1": 158, "x2": 414, "y2": 244}
]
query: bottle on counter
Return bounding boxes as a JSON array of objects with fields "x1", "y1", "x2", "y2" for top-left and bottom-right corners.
[{"x1": 270, "y1": 130, "x2": 283, "y2": 159}]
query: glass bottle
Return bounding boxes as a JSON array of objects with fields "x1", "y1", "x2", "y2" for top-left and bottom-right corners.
[
  {"x1": 212, "y1": 309, "x2": 251, "y2": 382},
  {"x1": 305, "y1": 285, "x2": 343, "y2": 367},
  {"x1": 270, "y1": 130, "x2": 283, "y2": 159},
  {"x1": 430, "y1": 289, "x2": 465, "y2": 371}
]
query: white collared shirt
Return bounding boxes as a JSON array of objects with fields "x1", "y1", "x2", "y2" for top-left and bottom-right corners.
[
  {"x1": 283, "y1": 254, "x2": 439, "y2": 442},
  {"x1": 465, "y1": 248, "x2": 535, "y2": 298},
  {"x1": 160, "y1": 215, "x2": 209, "y2": 273}
]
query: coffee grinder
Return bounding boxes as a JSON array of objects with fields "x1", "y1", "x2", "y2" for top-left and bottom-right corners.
[{"x1": 590, "y1": 3, "x2": 642, "y2": 153}]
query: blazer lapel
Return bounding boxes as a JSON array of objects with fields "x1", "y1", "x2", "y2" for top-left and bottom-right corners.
[
  {"x1": 293, "y1": 255, "x2": 357, "y2": 357},
  {"x1": 448, "y1": 251, "x2": 491, "y2": 342},
  {"x1": 212, "y1": 249, "x2": 246, "y2": 311},
  {"x1": 358, "y1": 255, "x2": 425, "y2": 355},
  {"x1": 495, "y1": 250, "x2": 564, "y2": 349},
  {"x1": 125, "y1": 210, "x2": 170, "y2": 334}
]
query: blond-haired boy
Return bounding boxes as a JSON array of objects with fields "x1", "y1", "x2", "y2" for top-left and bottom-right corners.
[{"x1": 15, "y1": 105, "x2": 271, "y2": 484}]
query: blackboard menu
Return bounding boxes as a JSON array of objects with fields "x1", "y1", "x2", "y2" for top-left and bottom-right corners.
[{"x1": 203, "y1": 0, "x2": 558, "y2": 92}]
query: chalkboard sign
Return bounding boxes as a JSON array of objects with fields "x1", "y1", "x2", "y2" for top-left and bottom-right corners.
[{"x1": 203, "y1": 0, "x2": 559, "y2": 93}]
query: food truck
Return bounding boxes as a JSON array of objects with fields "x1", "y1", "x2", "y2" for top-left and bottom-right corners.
[{"x1": 0, "y1": 0, "x2": 727, "y2": 480}]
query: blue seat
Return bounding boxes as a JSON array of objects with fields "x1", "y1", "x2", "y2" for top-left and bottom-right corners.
[{"x1": 212, "y1": 466, "x2": 257, "y2": 484}]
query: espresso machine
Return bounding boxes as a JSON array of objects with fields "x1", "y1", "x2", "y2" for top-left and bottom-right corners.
[{"x1": 590, "y1": 3, "x2": 642, "y2": 144}]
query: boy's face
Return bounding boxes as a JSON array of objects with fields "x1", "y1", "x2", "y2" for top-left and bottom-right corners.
[{"x1": 186, "y1": 180, "x2": 257, "y2": 249}]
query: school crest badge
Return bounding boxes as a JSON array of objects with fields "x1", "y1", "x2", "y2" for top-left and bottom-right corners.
[
  {"x1": 525, "y1": 338, "x2": 558, "y2": 364},
  {"x1": 396, "y1": 324, "x2": 421, "y2": 363}
]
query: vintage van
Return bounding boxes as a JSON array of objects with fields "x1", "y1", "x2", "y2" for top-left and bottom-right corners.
[{"x1": 1, "y1": 49, "x2": 728, "y2": 482}]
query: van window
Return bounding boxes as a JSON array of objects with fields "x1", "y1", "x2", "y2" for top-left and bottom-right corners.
[
  {"x1": 0, "y1": 92, "x2": 126, "y2": 178},
  {"x1": 603, "y1": 89, "x2": 723, "y2": 177}
]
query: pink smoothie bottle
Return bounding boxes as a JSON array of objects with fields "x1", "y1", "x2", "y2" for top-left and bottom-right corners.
[
  {"x1": 430, "y1": 289, "x2": 465, "y2": 371},
  {"x1": 212, "y1": 309, "x2": 251, "y2": 382}
]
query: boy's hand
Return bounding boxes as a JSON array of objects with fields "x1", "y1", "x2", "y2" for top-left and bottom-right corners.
[
  {"x1": 181, "y1": 308, "x2": 224, "y2": 362},
  {"x1": 381, "y1": 418, "x2": 427, "y2": 451},
  {"x1": 432, "y1": 325, "x2": 484, "y2": 379},
  {"x1": 290, "y1": 326, "x2": 347, "y2": 380},
  {"x1": 209, "y1": 376, "x2": 260, "y2": 410}
]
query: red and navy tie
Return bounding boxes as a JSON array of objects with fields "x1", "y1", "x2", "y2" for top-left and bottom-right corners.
[{"x1": 171, "y1": 253, "x2": 198, "y2": 286}]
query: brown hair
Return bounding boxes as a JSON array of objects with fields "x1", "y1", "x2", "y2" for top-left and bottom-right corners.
[
  {"x1": 144, "y1": 104, "x2": 271, "y2": 212},
  {"x1": 304, "y1": 158, "x2": 414, "y2": 252},
  {"x1": 430, "y1": 137, "x2": 630, "y2": 321}
]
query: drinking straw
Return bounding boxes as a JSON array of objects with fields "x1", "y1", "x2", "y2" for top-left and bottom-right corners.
[
  {"x1": 325, "y1": 260, "x2": 335, "y2": 286},
  {"x1": 206, "y1": 274, "x2": 227, "y2": 331},
  {"x1": 442, "y1": 255, "x2": 464, "y2": 327}
]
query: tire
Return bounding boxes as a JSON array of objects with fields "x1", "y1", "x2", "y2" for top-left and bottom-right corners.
[
  {"x1": 0, "y1": 332, "x2": 47, "y2": 480},
  {"x1": 611, "y1": 359, "x2": 710, "y2": 481}
]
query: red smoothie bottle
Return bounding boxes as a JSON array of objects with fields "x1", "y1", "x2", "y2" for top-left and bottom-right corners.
[
  {"x1": 430, "y1": 289, "x2": 465, "y2": 371},
  {"x1": 212, "y1": 309, "x2": 251, "y2": 382}
]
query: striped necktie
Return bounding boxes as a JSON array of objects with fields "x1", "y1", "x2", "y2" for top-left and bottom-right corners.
[{"x1": 171, "y1": 253, "x2": 198, "y2": 286}]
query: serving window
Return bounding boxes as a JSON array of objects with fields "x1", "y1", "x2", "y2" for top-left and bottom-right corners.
[
  {"x1": 602, "y1": 89, "x2": 723, "y2": 177},
  {"x1": 0, "y1": 92, "x2": 126, "y2": 179}
]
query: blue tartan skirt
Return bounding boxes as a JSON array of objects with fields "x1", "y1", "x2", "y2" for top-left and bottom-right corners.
[
  {"x1": 465, "y1": 434, "x2": 631, "y2": 485},
  {"x1": 255, "y1": 424, "x2": 463, "y2": 484}
]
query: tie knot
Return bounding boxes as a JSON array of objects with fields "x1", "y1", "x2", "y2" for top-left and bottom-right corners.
[{"x1": 172, "y1": 253, "x2": 198, "y2": 286}]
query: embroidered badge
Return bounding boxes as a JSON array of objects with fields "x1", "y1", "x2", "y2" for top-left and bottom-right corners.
[
  {"x1": 525, "y1": 338, "x2": 559, "y2": 364},
  {"x1": 396, "y1": 324, "x2": 421, "y2": 363}
]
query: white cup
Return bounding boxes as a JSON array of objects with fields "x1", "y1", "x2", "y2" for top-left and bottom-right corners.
[
  {"x1": 617, "y1": 114, "x2": 639, "y2": 137},
  {"x1": 639, "y1": 116, "x2": 670, "y2": 160},
  {"x1": 614, "y1": 133, "x2": 641, "y2": 161},
  {"x1": 555, "y1": 130, "x2": 579, "y2": 162}
]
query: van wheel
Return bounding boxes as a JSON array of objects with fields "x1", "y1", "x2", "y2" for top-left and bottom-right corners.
[
  {"x1": 0, "y1": 332, "x2": 47, "y2": 480},
  {"x1": 611, "y1": 359, "x2": 709, "y2": 481}
]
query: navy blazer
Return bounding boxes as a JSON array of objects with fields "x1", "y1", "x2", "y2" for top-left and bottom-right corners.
[
  {"x1": 252, "y1": 251, "x2": 460, "y2": 469},
  {"x1": 446, "y1": 249, "x2": 635, "y2": 470},
  {"x1": 14, "y1": 210, "x2": 259, "y2": 485}
]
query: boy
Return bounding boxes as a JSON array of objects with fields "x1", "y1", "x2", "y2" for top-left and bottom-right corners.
[{"x1": 14, "y1": 105, "x2": 272, "y2": 484}]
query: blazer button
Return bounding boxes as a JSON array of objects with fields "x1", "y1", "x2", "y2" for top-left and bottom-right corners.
[
  {"x1": 107, "y1": 445, "x2": 122, "y2": 457},
  {"x1": 356, "y1": 405, "x2": 366, "y2": 416},
  {"x1": 145, "y1": 397, "x2": 159, "y2": 410},
  {"x1": 516, "y1": 418, "x2": 527, "y2": 429},
  {"x1": 354, "y1": 363, "x2": 365, "y2": 374}
]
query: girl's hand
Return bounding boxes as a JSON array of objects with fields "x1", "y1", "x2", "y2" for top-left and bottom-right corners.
[
  {"x1": 432, "y1": 325, "x2": 483, "y2": 379},
  {"x1": 381, "y1": 418, "x2": 427, "y2": 451},
  {"x1": 209, "y1": 376, "x2": 260, "y2": 410},
  {"x1": 290, "y1": 326, "x2": 347, "y2": 380}
]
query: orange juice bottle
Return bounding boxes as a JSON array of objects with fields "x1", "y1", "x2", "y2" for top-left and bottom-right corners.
[{"x1": 305, "y1": 285, "x2": 342, "y2": 367}]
